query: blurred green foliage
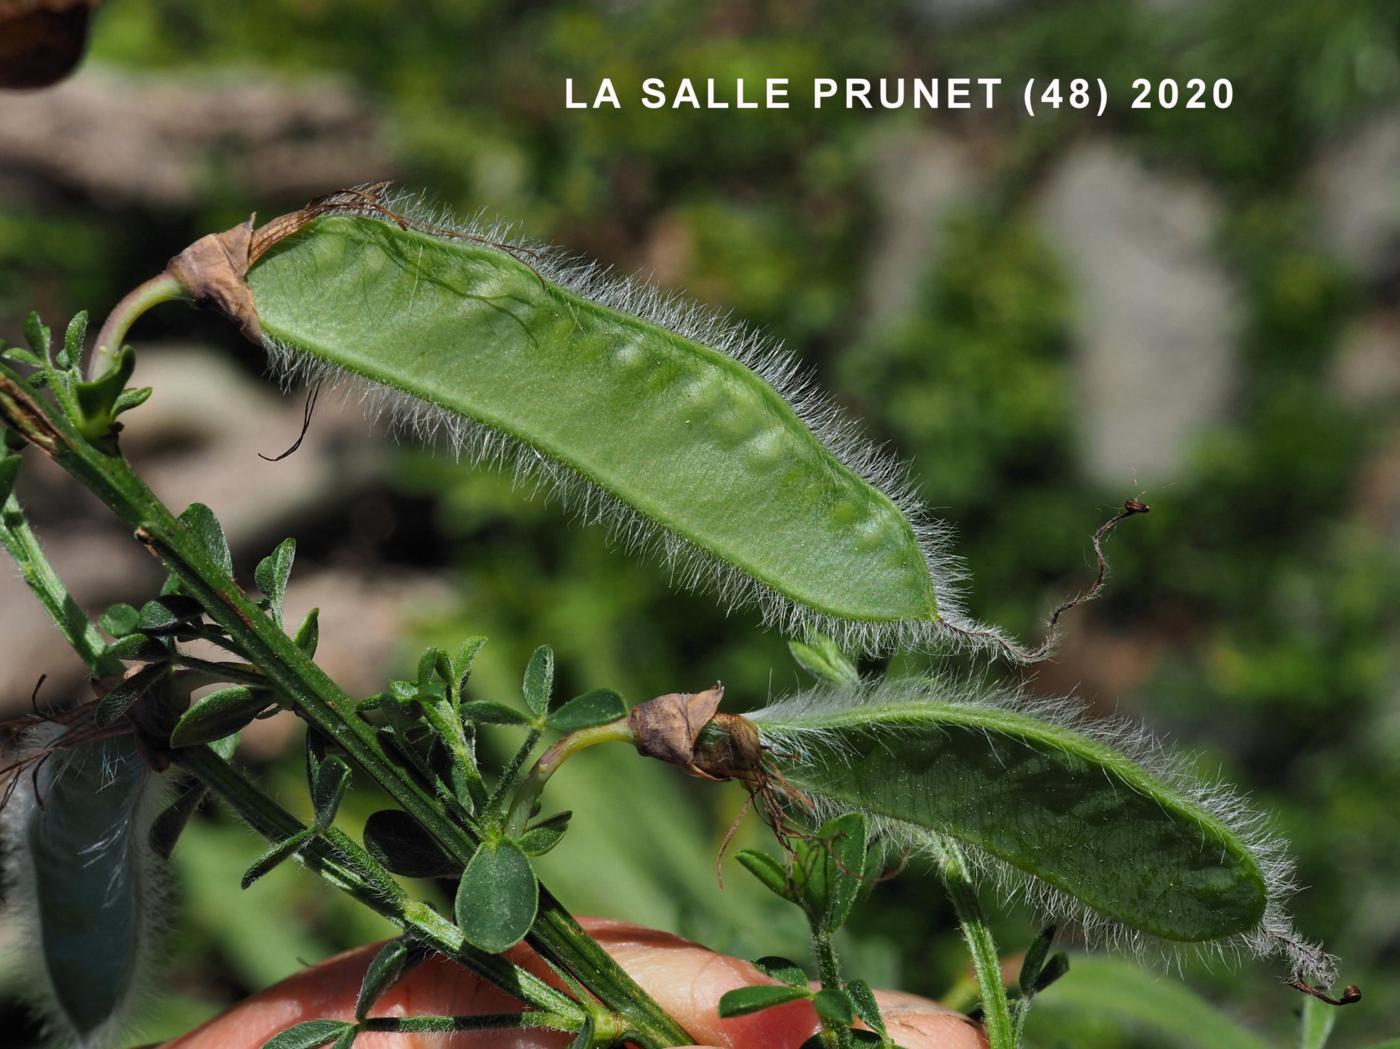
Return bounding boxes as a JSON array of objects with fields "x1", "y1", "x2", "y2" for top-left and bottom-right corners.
[{"x1": 2, "y1": 0, "x2": 1398, "y2": 1045}]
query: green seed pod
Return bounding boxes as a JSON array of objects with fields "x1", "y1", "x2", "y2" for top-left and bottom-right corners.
[
  {"x1": 151, "y1": 187, "x2": 1028, "y2": 658},
  {"x1": 2, "y1": 729, "x2": 168, "y2": 1047},
  {"x1": 743, "y1": 679, "x2": 1334, "y2": 986}
]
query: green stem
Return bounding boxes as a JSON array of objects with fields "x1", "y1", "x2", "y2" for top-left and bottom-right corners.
[
  {"x1": 483, "y1": 726, "x2": 540, "y2": 819},
  {"x1": 930, "y1": 838, "x2": 1014, "y2": 1049},
  {"x1": 0, "y1": 491, "x2": 122, "y2": 678},
  {"x1": 88, "y1": 274, "x2": 186, "y2": 380},
  {"x1": 0, "y1": 366, "x2": 693, "y2": 1049},
  {"x1": 809, "y1": 929, "x2": 852, "y2": 1049},
  {"x1": 504, "y1": 719, "x2": 634, "y2": 837}
]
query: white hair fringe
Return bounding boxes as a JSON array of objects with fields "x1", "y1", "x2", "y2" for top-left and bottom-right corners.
[
  {"x1": 748, "y1": 675, "x2": 1338, "y2": 989},
  {"x1": 259, "y1": 187, "x2": 1032, "y2": 661}
]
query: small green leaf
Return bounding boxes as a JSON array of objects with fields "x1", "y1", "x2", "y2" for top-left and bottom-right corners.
[
  {"x1": 105, "y1": 633, "x2": 165, "y2": 662},
  {"x1": 417, "y1": 648, "x2": 448, "y2": 697},
  {"x1": 433, "y1": 648, "x2": 454, "y2": 687},
  {"x1": 546, "y1": 688, "x2": 626, "y2": 732},
  {"x1": 791, "y1": 812, "x2": 867, "y2": 931},
  {"x1": 846, "y1": 979, "x2": 886, "y2": 1037},
  {"x1": 112, "y1": 386, "x2": 153, "y2": 416},
  {"x1": 825, "y1": 812, "x2": 868, "y2": 932},
  {"x1": 363, "y1": 810, "x2": 461, "y2": 879},
  {"x1": 179, "y1": 502, "x2": 233, "y2": 576},
  {"x1": 304, "y1": 727, "x2": 330, "y2": 788},
  {"x1": 813, "y1": 988, "x2": 855, "y2": 1027},
  {"x1": 137, "y1": 595, "x2": 203, "y2": 634},
  {"x1": 1019, "y1": 925, "x2": 1057, "y2": 997},
  {"x1": 454, "y1": 838, "x2": 538, "y2": 953},
  {"x1": 312, "y1": 756, "x2": 351, "y2": 829},
  {"x1": 99, "y1": 602, "x2": 141, "y2": 638},
  {"x1": 355, "y1": 938, "x2": 423, "y2": 1021},
  {"x1": 518, "y1": 811, "x2": 572, "y2": 857},
  {"x1": 1033, "y1": 953, "x2": 1069, "y2": 994},
  {"x1": 242, "y1": 828, "x2": 315, "y2": 889},
  {"x1": 461, "y1": 701, "x2": 530, "y2": 726},
  {"x1": 294, "y1": 607, "x2": 320, "y2": 657},
  {"x1": 255, "y1": 538, "x2": 296, "y2": 625},
  {"x1": 170, "y1": 686, "x2": 273, "y2": 747},
  {"x1": 2, "y1": 345, "x2": 46, "y2": 369},
  {"x1": 522, "y1": 645, "x2": 553, "y2": 716},
  {"x1": 60, "y1": 311, "x2": 87, "y2": 370},
  {"x1": 736, "y1": 849, "x2": 791, "y2": 901},
  {"x1": 717, "y1": 984, "x2": 809, "y2": 1018},
  {"x1": 452, "y1": 635, "x2": 487, "y2": 689},
  {"x1": 24, "y1": 312, "x2": 51, "y2": 358},
  {"x1": 754, "y1": 957, "x2": 808, "y2": 989},
  {"x1": 261, "y1": 1019, "x2": 354, "y2": 1049},
  {"x1": 328, "y1": 1028, "x2": 357, "y2": 1049},
  {"x1": 788, "y1": 634, "x2": 859, "y2": 687},
  {"x1": 95, "y1": 663, "x2": 166, "y2": 726},
  {"x1": 0, "y1": 453, "x2": 19, "y2": 503}
]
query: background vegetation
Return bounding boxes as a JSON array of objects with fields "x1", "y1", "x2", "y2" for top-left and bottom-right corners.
[{"x1": 1, "y1": 1, "x2": 1397, "y2": 1045}]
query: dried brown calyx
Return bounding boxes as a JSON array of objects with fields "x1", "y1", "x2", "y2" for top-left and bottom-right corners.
[
  {"x1": 165, "y1": 218, "x2": 261, "y2": 343},
  {"x1": 626, "y1": 687, "x2": 767, "y2": 787}
]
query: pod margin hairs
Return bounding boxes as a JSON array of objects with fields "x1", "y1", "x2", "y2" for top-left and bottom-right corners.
[
  {"x1": 747, "y1": 676, "x2": 1338, "y2": 988},
  {"x1": 1, "y1": 727, "x2": 170, "y2": 1049},
  {"x1": 256, "y1": 187, "x2": 1030, "y2": 660}
]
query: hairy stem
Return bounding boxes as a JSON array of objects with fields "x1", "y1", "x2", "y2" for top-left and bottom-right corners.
[
  {"x1": 811, "y1": 928, "x2": 853, "y2": 1049},
  {"x1": 0, "y1": 492, "x2": 122, "y2": 678},
  {"x1": 930, "y1": 837, "x2": 1013, "y2": 1049},
  {"x1": 0, "y1": 367, "x2": 693, "y2": 1048}
]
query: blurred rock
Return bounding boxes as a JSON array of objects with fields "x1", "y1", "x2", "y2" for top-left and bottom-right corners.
[
  {"x1": 0, "y1": 65, "x2": 391, "y2": 208},
  {"x1": 1310, "y1": 110, "x2": 1400, "y2": 288},
  {"x1": 863, "y1": 127, "x2": 978, "y2": 328},
  {"x1": 1037, "y1": 142, "x2": 1239, "y2": 486},
  {"x1": 1330, "y1": 310, "x2": 1400, "y2": 408}
]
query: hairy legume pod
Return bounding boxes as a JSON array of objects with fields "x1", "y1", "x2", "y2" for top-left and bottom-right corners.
[
  {"x1": 2, "y1": 730, "x2": 166, "y2": 1047},
  {"x1": 124, "y1": 187, "x2": 1030, "y2": 658},
  {"x1": 739, "y1": 679, "x2": 1334, "y2": 985}
]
